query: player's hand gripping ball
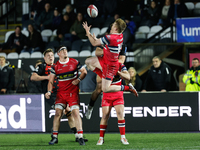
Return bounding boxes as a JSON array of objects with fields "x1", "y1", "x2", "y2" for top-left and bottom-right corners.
[{"x1": 87, "y1": 5, "x2": 98, "y2": 18}]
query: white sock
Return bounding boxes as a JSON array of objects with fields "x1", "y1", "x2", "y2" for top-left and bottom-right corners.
[
  {"x1": 121, "y1": 135, "x2": 125, "y2": 139},
  {"x1": 75, "y1": 133, "x2": 79, "y2": 138},
  {"x1": 99, "y1": 137, "x2": 104, "y2": 140},
  {"x1": 78, "y1": 133, "x2": 83, "y2": 138}
]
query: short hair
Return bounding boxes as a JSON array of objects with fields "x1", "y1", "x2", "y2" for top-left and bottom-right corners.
[
  {"x1": 43, "y1": 48, "x2": 54, "y2": 56},
  {"x1": 192, "y1": 58, "x2": 199, "y2": 62},
  {"x1": 0, "y1": 56, "x2": 6, "y2": 60},
  {"x1": 56, "y1": 45, "x2": 67, "y2": 53},
  {"x1": 15, "y1": 26, "x2": 22, "y2": 30},
  {"x1": 36, "y1": 59, "x2": 43, "y2": 64},
  {"x1": 115, "y1": 18, "x2": 126, "y2": 33},
  {"x1": 152, "y1": 56, "x2": 161, "y2": 60}
]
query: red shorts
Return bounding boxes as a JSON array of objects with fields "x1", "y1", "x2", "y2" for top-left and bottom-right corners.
[
  {"x1": 55, "y1": 92, "x2": 80, "y2": 107},
  {"x1": 98, "y1": 56, "x2": 119, "y2": 81},
  {"x1": 101, "y1": 92, "x2": 124, "y2": 107}
]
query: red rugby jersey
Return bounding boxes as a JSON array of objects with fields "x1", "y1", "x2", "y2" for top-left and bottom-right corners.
[
  {"x1": 51, "y1": 58, "x2": 82, "y2": 93},
  {"x1": 100, "y1": 33, "x2": 123, "y2": 62}
]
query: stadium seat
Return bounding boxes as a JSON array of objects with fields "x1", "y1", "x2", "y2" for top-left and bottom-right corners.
[
  {"x1": 185, "y1": 2, "x2": 195, "y2": 10},
  {"x1": 54, "y1": 53, "x2": 59, "y2": 58},
  {"x1": 68, "y1": 51, "x2": 78, "y2": 57},
  {"x1": 135, "y1": 32, "x2": 146, "y2": 39},
  {"x1": 90, "y1": 27, "x2": 101, "y2": 37},
  {"x1": 137, "y1": 26, "x2": 150, "y2": 34},
  {"x1": 19, "y1": 52, "x2": 30, "y2": 58},
  {"x1": 21, "y1": 30, "x2": 29, "y2": 37},
  {"x1": 195, "y1": 2, "x2": 200, "y2": 9},
  {"x1": 30, "y1": 52, "x2": 43, "y2": 58},
  {"x1": 71, "y1": 40, "x2": 82, "y2": 52},
  {"x1": 41, "y1": 29, "x2": 53, "y2": 42},
  {"x1": 7, "y1": 52, "x2": 18, "y2": 59},
  {"x1": 91, "y1": 50, "x2": 96, "y2": 56},
  {"x1": 150, "y1": 25, "x2": 163, "y2": 33},
  {"x1": 0, "y1": 52, "x2": 7, "y2": 58},
  {"x1": 126, "y1": 56, "x2": 134, "y2": 63},
  {"x1": 52, "y1": 29, "x2": 57, "y2": 36},
  {"x1": 5, "y1": 31, "x2": 14, "y2": 42},
  {"x1": 81, "y1": 41, "x2": 92, "y2": 51},
  {"x1": 79, "y1": 50, "x2": 91, "y2": 57},
  {"x1": 185, "y1": 2, "x2": 195, "y2": 15},
  {"x1": 100, "y1": 27, "x2": 108, "y2": 35}
]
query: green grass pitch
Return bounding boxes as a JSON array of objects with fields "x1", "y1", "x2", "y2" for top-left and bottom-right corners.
[{"x1": 0, "y1": 132, "x2": 200, "y2": 150}]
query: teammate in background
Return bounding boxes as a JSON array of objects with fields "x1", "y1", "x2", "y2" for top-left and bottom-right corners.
[
  {"x1": 31, "y1": 48, "x2": 86, "y2": 144},
  {"x1": 96, "y1": 63, "x2": 130, "y2": 145},
  {"x1": 85, "y1": 45, "x2": 127, "y2": 119},
  {"x1": 45, "y1": 46, "x2": 87, "y2": 146},
  {"x1": 82, "y1": 19, "x2": 138, "y2": 95}
]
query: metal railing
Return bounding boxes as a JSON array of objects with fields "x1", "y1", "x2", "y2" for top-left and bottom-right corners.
[{"x1": 0, "y1": 0, "x2": 16, "y2": 29}]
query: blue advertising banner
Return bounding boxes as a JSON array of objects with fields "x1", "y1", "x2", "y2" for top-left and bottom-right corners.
[
  {"x1": 176, "y1": 17, "x2": 200, "y2": 43},
  {"x1": 0, "y1": 94, "x2": 45, "y2": 132}
]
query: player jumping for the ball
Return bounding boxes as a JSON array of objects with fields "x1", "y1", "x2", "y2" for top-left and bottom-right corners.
[{"x1": 82, "y1": 19, "x2": 138, "y2": 96}]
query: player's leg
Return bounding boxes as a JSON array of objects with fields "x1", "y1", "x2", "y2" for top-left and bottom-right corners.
[
  {"x1": 85, "y1": 75, "x2": 102, "y2": 119},
  {"x1": 85, "y1": 56, "x2": 102, "y2": 72},
  {"x1": 102, "y1": 77, "x2": 138, "y2": 97},
  {"x1": 49, "y1": 104, "x2": 65, "y2": 145},
  {"x1": 64, "y1": 105, "x2": 88, "y2": 142},
  {"x1": 71, "y1": 105, "x2": 85, "y2": 146},
  {"x1": 97, "y1": 106, "x2": 112, "y2": 145},
  {"x1": 114, "y1": 104, "x2": 129, "y2": 145}
]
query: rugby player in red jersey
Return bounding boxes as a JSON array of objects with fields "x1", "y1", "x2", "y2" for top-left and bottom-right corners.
[
  {"x1": 96, "y1": 63, "x2": 130, "y2": 145},
  {"x1": 82, "y1": 19, "x2": 138, "y2": 95},
  {"x1": 85, "y1": 45, "x2": 126, "y2": 119},
  {"x1": 31, "y1": 48, "x2": 87, "y2": 143},
  {"x1": 45, "y1": 46, "x2": 87, "y2": 145}
]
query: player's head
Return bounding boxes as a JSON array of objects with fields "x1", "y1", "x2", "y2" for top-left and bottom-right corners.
[
  {"x1": 56, "y1": 45, "x2": 68, "y2": 60},
  {"x1": 110, "y1": 18, "x2": 126, "y2": 34},
  {"x1": 43, "y1": 48, "x2": 54, "y2": 65},
  {"x1": 0, "y1": 56, "x2": 6, "y2": 67},
  {"x1": 152, "y1": 56, "x2": 162, "y2": 68},
  {"x1": 192, "y1": 58, "x2": 199, "y2": 68},
  {"x1": 128, "y1": 67, "x2": 136, "y2": 78}
]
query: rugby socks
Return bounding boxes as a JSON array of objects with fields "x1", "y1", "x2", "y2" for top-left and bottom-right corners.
[
  {"x1": 93, "y1": 68, "x2": 102, "y2": 78},
  {"x1": 118, "y1": 120, "x2": 125, "y2": 137},
  {"x1": 100, "y1": 125, "x2": 107, "y2": 138},
  {"x1": 121, "y1": 85, "x2": 129, "y2": 91},
  {"x1": 77, "y1": 130, "x2": 83, "y2": 138},
  {"x1": 52, "y1": 131, "x2": 58, "y2": 138}
]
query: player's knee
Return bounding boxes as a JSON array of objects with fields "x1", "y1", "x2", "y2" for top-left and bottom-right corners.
[
  {"x1": 55, "y1": 110, "x2": 62, "y2": 118},
  {"x1": 102, "y1": 113, "x2": 109, "y2": 120}
]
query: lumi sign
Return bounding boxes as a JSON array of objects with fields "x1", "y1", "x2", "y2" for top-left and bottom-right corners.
[{"x1": 176, "y1": 17, "x2": 200, "y2": 42}]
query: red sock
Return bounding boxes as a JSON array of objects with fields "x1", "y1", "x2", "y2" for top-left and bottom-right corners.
[
  {"x1": 118, "y1": 120, "x2": 125, "y2": 135},
  {"x1": 53, "y1": 131, "x2": 58, "y2": 138},
  {"x1": 100, "y1": 125, "x2": 107, "y2": 138},
  {"x1": 123, "y1": 85, "x2": 129, "y2": 91},
  {"x1": 93, "y1": 68, "x2": 102, "y2": 78},
  {"x1": 77, "y1": 130, "x2": 83, "y2": 134}
]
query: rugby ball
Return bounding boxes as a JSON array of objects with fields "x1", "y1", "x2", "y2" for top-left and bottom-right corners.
[{"x1": 87, "y1": 5, "x2": 98, "y2": 18}]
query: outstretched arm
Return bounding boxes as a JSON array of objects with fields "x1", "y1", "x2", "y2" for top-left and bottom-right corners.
[{"x1": 82, "y1": 21, "x2": 102, "y2": 47}]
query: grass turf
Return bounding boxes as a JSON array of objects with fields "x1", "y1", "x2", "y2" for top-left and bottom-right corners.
[{"x1": 0, "y1": 133, "x2": 200, "y2": 150}]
